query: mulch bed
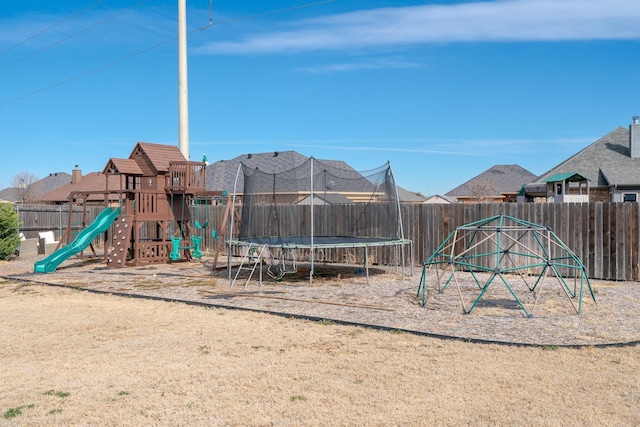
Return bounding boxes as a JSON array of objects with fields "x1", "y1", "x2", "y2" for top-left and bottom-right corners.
[{"x1": 2, "y1": 254, "x2": 639, "y2": 347}]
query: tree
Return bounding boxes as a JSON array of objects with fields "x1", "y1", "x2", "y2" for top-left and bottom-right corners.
[
  {"x1": 467, "y1": 178, "x2": 496, "y2": 203},
  {"x1": 10, "y1": 172, "x2": 39, "y2": 203},
  {"x1": 0, "y1": 203, "x2": 21, "y2": 260}
]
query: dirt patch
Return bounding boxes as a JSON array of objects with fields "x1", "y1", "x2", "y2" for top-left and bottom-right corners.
[
  {"x1": 3, "y1": 254, "x2": 639, "y2": 347},
  {"x1": 0, "y1": 259, "x2": 639, "y2": 425}
]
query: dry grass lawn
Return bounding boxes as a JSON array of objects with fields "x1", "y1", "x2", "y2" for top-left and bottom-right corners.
[{"x1": 1, "y1": 279, "x2": 639, "y2": 426}]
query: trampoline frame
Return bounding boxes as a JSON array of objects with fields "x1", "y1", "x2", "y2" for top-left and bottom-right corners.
[{"x1": 228, "y1": 236, "x2": 413, "y2": 285}]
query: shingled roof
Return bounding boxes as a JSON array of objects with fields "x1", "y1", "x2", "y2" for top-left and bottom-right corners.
[
  {"x1": 206, "y1": 150, "x2": 425, "y2": 202},
  {"x1": 38, "y1": 172, "x2": 121, "y2": 203},
  {"x1": 206, "y1": 151, "x2": 352, "y2": 193},
  {"x1": 534, "y1": 126, "x2": 640, "y2": 187},
  {"x1": 0, "y1": 172, "x2": 71, "y2": 203},
  {"x1": 446, "y1": 164, "x2": 537, "y2": 198},
  {"x1": 103, "y1": 158, "x2": 144, "y2": 175},
  {"x1": 127, "y1": 142, "x2": 186, "y2": 176}
]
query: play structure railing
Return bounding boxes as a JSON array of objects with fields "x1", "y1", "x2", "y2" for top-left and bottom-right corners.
[
  {"x1": 134, "y1": 240, "x2": 172, "y2": 264},
  {"x1": 133, "y1": 191, "x2": 160, "y2": 219},
  {"x1": 166, "y1": 161, "x2": 206, "y2": 193}
]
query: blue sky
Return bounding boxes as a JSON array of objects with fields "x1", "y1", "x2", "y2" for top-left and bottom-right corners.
[{"x1": 1, "y1": 0, "x2": 640, "y2": 195}]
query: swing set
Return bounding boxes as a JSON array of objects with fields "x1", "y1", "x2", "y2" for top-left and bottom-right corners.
[
  {"x1": 167, "y1": 194, "x2": 224, "y2": 262},
  {"x1": 168, "y1": 193, "x2": 203, "y2": 261}
]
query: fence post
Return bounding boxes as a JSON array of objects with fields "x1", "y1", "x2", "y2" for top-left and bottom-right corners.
[{"x1": 58, "y1": 205, "x2": 63, "y2": 238}]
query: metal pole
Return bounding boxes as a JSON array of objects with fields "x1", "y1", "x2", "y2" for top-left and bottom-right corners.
[
  {"x1": 310, "y1": 157, "x2": 314, "y2": 285},
  {"x1": 178, "y1": 0, "x2": 189, "y2": 160},
  {"x1": 388, "y1": 162, "x2": 407, "y2": 277},
  {"x1": 228, "y1": 162, "x2": 243, "y2": 280}
]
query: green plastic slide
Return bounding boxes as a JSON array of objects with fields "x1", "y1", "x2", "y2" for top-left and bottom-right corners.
[{"x1": 34, "y1": 207, "x2": 120, "y2": 274}]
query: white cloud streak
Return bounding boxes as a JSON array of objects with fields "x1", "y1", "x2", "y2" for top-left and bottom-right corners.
[
  {"x1": 195, "y1": 137, "x2": 592, "y2": 157},
  {"x1": 196, "y1": 0, "x2": 640, "y2": 55}
]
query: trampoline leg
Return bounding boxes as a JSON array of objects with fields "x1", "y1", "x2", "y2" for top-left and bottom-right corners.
[
  {"x1": 310, "y1": 247, "x2": 314, "y2": 286},
  {"x1": 365, "y1": 246, "x2": 370, "y2": 285}
]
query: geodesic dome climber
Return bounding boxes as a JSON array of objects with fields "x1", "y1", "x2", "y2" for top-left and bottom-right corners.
[{"x1": 417, "y1": 214, "x2": 596, "y2": 317}]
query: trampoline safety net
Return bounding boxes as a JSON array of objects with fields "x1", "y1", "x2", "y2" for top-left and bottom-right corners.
[{"x1": 235, "y1": 158, "x2": 403, "y2": 246}]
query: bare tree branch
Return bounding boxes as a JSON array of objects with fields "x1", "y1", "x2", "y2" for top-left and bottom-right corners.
[
  {"x1": 467, "y1": 179, "x2": 495, "y2": 203},
  {"x1": 10, "y1": 172, "x2": 39, "y2": 203}
]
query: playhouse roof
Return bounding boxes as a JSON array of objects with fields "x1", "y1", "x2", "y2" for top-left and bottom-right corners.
[
  {"x1": 128, "y1": 142, "x2": 186, "y2": 175},
  {"x1": 103, "y1": 158, "x2": 144, "y2": 175}
]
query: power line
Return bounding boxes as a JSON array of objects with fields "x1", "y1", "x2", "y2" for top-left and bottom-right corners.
[
  {"x1": 0, "y1": 0, "x2": 107, "y2": 56},
  {"x1": 198, "y1": 0, "x2": 335, "y2": 29},
  {"x1": 0, "y1": 0, "x2": 335, "y2": 107},
  {"x1": 0, "y1": 0, "x2": 150, "y2": 72}
]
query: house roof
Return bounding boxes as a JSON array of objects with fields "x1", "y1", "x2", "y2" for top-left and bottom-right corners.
[
  {"x1": 0, "y1": 188, "x2": 16, "y2": 202},
  {"x1": 0, "y1": 172, "x2": 71, "y2": 202},
  {"x1": 543, "y1": 172, "x2": 589, "y2": 183},
  {"x1": 395, "y1": 186, "x2": 427, "y2": 203},
  {"x1": 446, "y1": 164, "x2": 537, "y2": 198},
  {"x1": 600, "y1": 168, "x2": 640, "y2": 186},
  {"x1": 38, "y1": 172, "x2": 120, "y2": 203},
  {"x1": 205, "y1": 151, "x2": 311, "y2": 193},
  {"x1": 205, "y1": 150, "x2": 421, "y2": 202},
  {"x1": 423, "y1": 195, "x2": 454, "y2": 204},
  {"x1": 534, "y1": 126, "x2": 640, "y2": 187},
  {"x1": 296, "y1": 193, "x2": 355, "y2": 205},
  {"x1": 206, "y1": 151, "x2": 367, "y2": 193}
]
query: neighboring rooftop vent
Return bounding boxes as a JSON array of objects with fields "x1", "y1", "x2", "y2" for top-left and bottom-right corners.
[{"x1": 631, "y1": 116, "x2": 640, "y2": 158}]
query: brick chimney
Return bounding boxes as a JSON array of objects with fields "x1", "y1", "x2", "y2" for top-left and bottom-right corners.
[
  {"x1": 71, "y1": 165, "x2": 82, "y2": 184},
  {"x1": 631, "y1": 116, "x2": 640, "y2": 158}
]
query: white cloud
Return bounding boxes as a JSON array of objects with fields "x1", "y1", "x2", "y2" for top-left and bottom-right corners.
[
  {"x1": 195, "y1": 136, "x2": 593, "y2": 157},
  {"x1": 196, "y1": 0, "x2": 640, "y2": 55}
]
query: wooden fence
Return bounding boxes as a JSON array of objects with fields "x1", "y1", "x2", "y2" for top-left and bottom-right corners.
[
  {"x1": 16, "y1": 204, "x2": 105, "y2": 245},
  {"x1": 402, "y1": 202, "x2": 639, "y2": 282},
  {"x1": 15, "y1": 202, "x2": 640, "y2": 281}
]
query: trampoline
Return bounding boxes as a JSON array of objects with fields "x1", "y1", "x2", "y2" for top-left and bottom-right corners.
[{"x1": 227, "y1": 157, "x2": 412, "y2": 285}]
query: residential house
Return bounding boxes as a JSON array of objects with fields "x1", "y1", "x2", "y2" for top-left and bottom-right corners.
[
  {"x1": 296, "y1": 193, "x2": 355, "y2": 205},
  {"x1": 37, "y1": 168, "x2": 116, "y2": 204},
  {"x1": 0, "y1": 172, "x2": 71, "y2": 203},
  {"x1": 423, "y1": 195, "x2": 454, "y2": 204},
  {"x1": 525, "y1": 116, "x2": 640, "y2": 202},
  {"x1": 446, "y1": 164, "x2": 537, "y2": 203}
]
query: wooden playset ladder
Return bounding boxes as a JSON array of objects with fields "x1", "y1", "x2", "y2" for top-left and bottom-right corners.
[{"x1": 230, "y1": 243, "x2": 267, "y2": 288}]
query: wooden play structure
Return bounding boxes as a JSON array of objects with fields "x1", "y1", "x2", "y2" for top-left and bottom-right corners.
[
  {"x1": 102, "y1": 142, "x2": 209, "y2": 267},
  {"x1": 38, "y1": 142, "x2": 218, "y2": 272}
]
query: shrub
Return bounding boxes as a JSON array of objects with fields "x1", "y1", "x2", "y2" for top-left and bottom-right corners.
[{"x1": 0, "y1": 203, "x2": 21, "y2": 260}]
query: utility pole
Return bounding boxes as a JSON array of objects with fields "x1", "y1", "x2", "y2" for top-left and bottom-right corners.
[{"x1": 178, "y1": 0, "x2": 189, "y2": 160}]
